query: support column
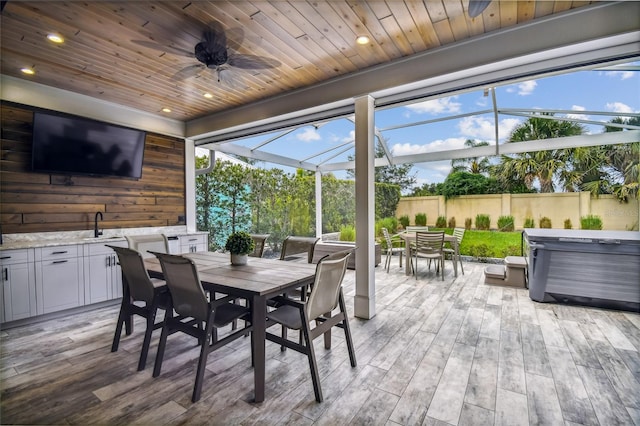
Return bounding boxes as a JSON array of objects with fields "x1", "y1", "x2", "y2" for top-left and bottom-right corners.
[
  {"x1": 315, "y1": 170, "x2": 322, "y2": 238},
  {"x1": 185, "y1": 139, "x2": 196, "y2": 232},
  {"x1": 354, "y1": 95, "x2": 376, "y2": 319}
]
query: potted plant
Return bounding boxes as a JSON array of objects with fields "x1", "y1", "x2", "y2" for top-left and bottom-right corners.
[{"x1": 225, "y1": 231, "x2": 255, "y2": 265}]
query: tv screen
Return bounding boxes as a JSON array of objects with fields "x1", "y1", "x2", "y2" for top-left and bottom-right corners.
[{"x1": 31, "y1": 111, "x2": 146, "y2": 179}]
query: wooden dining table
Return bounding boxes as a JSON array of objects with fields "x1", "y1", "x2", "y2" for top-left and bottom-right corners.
[
  {"x1": 399, "y1": 232, "x2": 461, "y2": 277},
  {"x1": 144, "y1": 251, "x2": 317, "y2": 403}
]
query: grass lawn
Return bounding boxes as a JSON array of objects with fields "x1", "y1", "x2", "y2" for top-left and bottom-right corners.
[{"x1": 436, "y1": 229, "x2": 526, "y2": 259}]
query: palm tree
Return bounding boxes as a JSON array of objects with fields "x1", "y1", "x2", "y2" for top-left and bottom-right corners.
[
  {"x1": 450, "y1": 139, "x2": 491, "y2": 174},
  {"x1": 601, "y1": 116, "x2": 640, "y2": 201},
  {"x1": 497, "y1": 114, "x2": 585, "y2": 192}
]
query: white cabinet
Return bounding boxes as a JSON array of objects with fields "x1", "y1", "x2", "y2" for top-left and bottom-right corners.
[
  {"x1": 179, "y1": 234, "x2": 207, "y2": 253},
  {"x1": 84, "y1": 241, "x2": 127, "y2": 304},
  {"x1": 35, "y1": 245, "x2": 84, "y2": 315},
  {"x1": 0, "y1": 249, "x2": 36, "y2": 322}
]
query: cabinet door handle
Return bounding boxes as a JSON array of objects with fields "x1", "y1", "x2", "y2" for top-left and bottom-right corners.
[
  {"x1": 3, "y1": 267, "x2": 7, "y2": 281},
  {"x1": 0, "y1": 256, "x2": 10, "y2": 260},
  {"x1": 52, "y1": 260, "x2": 68, "y2": 264},
  {"x1": 107, "y1": 256, "x2": 111, "y2": 267},
  {"x1": 113, "y1": 255, "x2": 118, "y2": 266},
  {"x1": 51, "y1": 251, "x2": 69, "y2": 255}
]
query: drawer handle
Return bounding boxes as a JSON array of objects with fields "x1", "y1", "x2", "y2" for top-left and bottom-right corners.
[
  {"x1": 1, "y1": 256, "x2": 11, "y2": 260},
  {"x1": 52, "y1": 260, "x2": 68, "y2": 264},
  {"x1": 51, "y1": 251, "x2": 69, "y2": 255},
  {"x1": 189, "y1": 238, "x2": 197, "y2": 242}
]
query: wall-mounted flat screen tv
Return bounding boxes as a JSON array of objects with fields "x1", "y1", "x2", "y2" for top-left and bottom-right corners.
[{"x1": 31, "y1": 111, "x2": 146, "y2": 179}]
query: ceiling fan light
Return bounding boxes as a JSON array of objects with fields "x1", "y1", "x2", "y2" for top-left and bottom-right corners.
[
  {"x1": 21, "y1": 67, "x2": 35, "y2": 75},
  {"x1": 356, "y1": 35, "x2": 370, "y2": 45},
  {"x1": 47, "y1": 33, "x2": 64, "y2": 43}
]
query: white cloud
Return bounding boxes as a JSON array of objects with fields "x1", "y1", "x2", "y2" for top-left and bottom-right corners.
[
  {"x1": 506, "y1": 80, "x2": 537, "y2": 95},
  {"x1": 604, "y1": 70, "x2": 634, "y2": 80},
  {"x1": 566, "y1": 105, "x2": 589, "y2": 121},
  {"x1": 405, "y1": 96, "x2": 461, "y2": 115},
  {"x1": 296, "y1": 127, "x2": 321, "y2": 142},
  {"x1": 458, "y1": 116, "x2": 521, "y2": 141},
  {"x1": 390, "y1": 137, "x2": 468, "y2": 156},
  {"x1": 605, "y1": 102, "x2": 634, "y2": 114}
]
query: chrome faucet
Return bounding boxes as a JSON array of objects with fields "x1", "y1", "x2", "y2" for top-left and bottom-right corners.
[{"x1": 94, "y1": 211, "x2": 103, "y2": 238}]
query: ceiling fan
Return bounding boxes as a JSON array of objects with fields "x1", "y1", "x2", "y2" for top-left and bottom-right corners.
[
  {"x1": 468, "y1": 0, "x2": 493, "y2": 18},
  {"x1": 132, "y1": 21, "x2": 280, "y2": 85}
]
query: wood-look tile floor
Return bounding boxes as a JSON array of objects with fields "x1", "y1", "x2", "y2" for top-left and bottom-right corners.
[{"x1": 1, "y1": 260, "x2": 639, "y2": 425}]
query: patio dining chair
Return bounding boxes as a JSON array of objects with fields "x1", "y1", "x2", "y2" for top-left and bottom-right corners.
[
  {"x1": 249, "y1": 233, "x2": 270, "y2": 258},
  {"x1": 150, "y1": 252, "x2": 252, "y2": 403},
  {"x1": 108, "y1": 245, "x2": 170, "y2": 371},
  {"x1": 280, "y1": 236, "x2": 320, "y2": 263},
  {"x1": 443, "y1": 228, "x2": 465, "y2": 275},
  {"x1": 265, "y1": 249, "x2": 357, "y2": 402},
  {"x1": 382, "y1": 227, "x2": 404, "y2": 273},
  {"x1": 412, "y1": 231, "x2": 445, "y2": 281},
  {"x1": 126, "y1": 234, "x2": 169, "y2": 258}
]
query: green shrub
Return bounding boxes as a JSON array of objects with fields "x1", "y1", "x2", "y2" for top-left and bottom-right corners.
[
  {"x1": 435, "y1": 215, "x2": 447, "y2": 228},
  {"x1": 339, "y1": 224, "x2": 356, "y2": 241},
  {"x1": 464, "y1": 218, "x2": 472, "y2": 230},
  {"x1": 475, "y1": 214, "x2": 491, "y2": 230},
  {"x1": 497, "y1": 215, "x2": 515, "y2": 232},
  {"x1": 448, "y1": 217, "x2": 456, "y2": 228},
  {"x1": 581, "y1": 215, "x2": 603, "y2": 230},
  {"x1": 564, "y1": 218, "x2": 572, "y2": 229},
  {"x1": 376, "y1": 217, "x2": 398, "y2": 234},
  {"x1": 539, "y1": 217, "x2": 552, "y2": 228},
  {"x1": 398, "y1": 214, "x2": 410, "y2": 228},
  {"x1": 524, "y1": 217, "x2": 535, "y2": 228},
  {"x1": 469, "y1": 243, "x2": 491, "y2": 261},
  {"x1": 225, "y1": 231, "x2": 255, "y2": 255},
  {"x1": 415, "y1": 213, "x2": 427, "y2": 226}
]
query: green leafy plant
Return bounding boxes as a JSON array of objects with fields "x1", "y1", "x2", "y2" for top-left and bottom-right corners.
[
  {"x1": 497, "y1": 215, "x2": 514, "y2": 232},
  {"x1": 523, "y1": 217, "x2": 535, "y2": 228},
  {"x1": 398, "y1": 214, "x2": 410, "y2": 228},
  {"x1": 564, "y1": 218, "x2": 572, "y2": 229},
  {"x1": 581, "y1": 215, "x2": 603, "y2": 230},
  {"x1": 435, "y1": 215, "x2": 447, "y2": 228},
  {"x1": 464, "y1": 218, "x2": 472, "y2": 230},
  {"x1": 539, "y1": 217, "x2": 552, "y2": 228},
  {"x1": 448, "y1": 216, "x2": 456, "y2": 228},
  {"x1": 475, "y1": 214, "x2": 490, "y2": 230},
  {"x1": 469, "y1": 243, "x2": 491, "y2": 262},
  {"x1": 339, "y1": 224, "x2": 356, "y2": 241},
  {"x1": 415, "y1": 213, "x2": 427, "y2": 226},
  {"x1": 375, "y1": 217, "x2": 398, "y2": 238},
  {"x1": 225, "y1": 231, "x2": 255, "y2": 255}
]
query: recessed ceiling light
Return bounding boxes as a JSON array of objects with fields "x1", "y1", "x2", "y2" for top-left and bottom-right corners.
[
  {"x1": 162, "y1": 107, "x2": 171, "y2": 113},
  {"x1": 21, "y1": 67, "x2": 35, "y2": 75},
  {"x1": 47, "y1": 34, "x2": 64, "y2": 43},
  {"x1": 203, "y1": 92, "x2": 213, "y2": 98},
  {"x1": 356, "y1": 35, "x2": 370, "y2": 45}
]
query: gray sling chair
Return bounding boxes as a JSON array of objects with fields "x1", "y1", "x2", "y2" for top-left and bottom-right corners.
[
  {"x1": 413, "y1": 231, "x2": 445, "y2": 281},
  {"x1": 150, "y1": 252, "x2": 252, "y2": 403},
  {"x1": 265, "y1": 249, "x2": 357, "y2": 402},
  {"x1": 108, "y1": 246, "x2": 170, "y2": 371}
]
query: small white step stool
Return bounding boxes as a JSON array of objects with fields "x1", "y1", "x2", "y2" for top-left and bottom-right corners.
[{"x1": 484, "y1": 256, "x2": 528, "y2": 287}]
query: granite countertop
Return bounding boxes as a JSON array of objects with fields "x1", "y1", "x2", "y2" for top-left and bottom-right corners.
[{"x1": 0, "y1": 228, "x2": 209, "y2": 251}]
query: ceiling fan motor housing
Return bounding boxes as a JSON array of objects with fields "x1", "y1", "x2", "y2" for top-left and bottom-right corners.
[{"x1": 194, "y1": 42, "x2": 228, "y2": 68}]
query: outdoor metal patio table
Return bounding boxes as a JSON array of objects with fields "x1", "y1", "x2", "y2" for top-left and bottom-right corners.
[
  {"x1": 399, "y1": 232, "x2": 461, "y2": 277},
  {"x1": 144, "y1": 251, "x2": 317, "y2": 403}
]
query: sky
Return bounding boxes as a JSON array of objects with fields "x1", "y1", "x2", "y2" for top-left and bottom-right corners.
[{"x1": 202, "y1": 61, "x2": 639, "y2": 189}]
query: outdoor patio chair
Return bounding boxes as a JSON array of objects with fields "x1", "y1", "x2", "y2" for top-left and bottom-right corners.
[
  {"x1": 443, "y1": 227, "x2": 465, "y2": 275},
  {"x1": 249, "y1": 233, "x2": 270, "y2": 258},
  {"x1": 150, "y1": 252, "x2": 252, "y2": 403},
  {"x1": 265, "y1": 249, "x2": 357, "y2": 402},
  {"x1": 126, "y1": 234, "x2": 170, "y2": 258},
  {"x1": 382, "y1": 227, "x2": 404, "y2": 273},
  {"x1": 280, "y1": 236, "x2": 319, "y2": 263},
  {"x1": 412, "y1": 231, "x2": 445, "y2": 281},
  {"x1": 108, "y1": 245, "x2": 170, "y2": 371}
]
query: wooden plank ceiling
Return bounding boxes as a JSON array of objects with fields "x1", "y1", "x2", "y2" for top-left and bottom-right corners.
[{"x1": 1, "y1": 1, "x2": 593, "y2": 122}]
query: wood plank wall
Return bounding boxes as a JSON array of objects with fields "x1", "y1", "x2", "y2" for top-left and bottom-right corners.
[{"x1": 0, "y1": 102, "x2": 186, "y2": 234}]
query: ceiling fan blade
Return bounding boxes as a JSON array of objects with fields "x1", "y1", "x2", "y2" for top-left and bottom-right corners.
[
  {"x1": 468, "y1": 0, "x2": 492, "y2": 18},
  {"x1": 171, "y1": 64, "x2": 204, "y2": 81},
  {"x1": 228, "y1": 54, "x2": 281, "y2": 70},
  {"x1": 224, "y1": 27, "x2": 244, "y2": 52},
  {"x1": 131, "y1": 40, "x2": 193, "y2": 57},
  {"x1": 202, "y1": 21, "x2": 227, "y2": 53}
]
